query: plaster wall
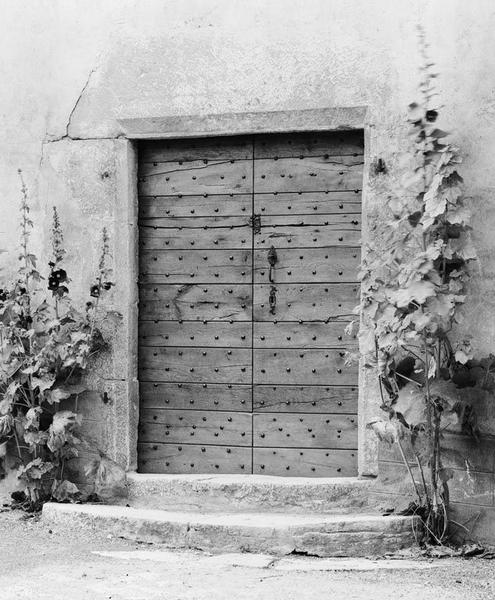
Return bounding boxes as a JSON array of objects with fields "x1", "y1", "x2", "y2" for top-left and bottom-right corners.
[{"x1": 1, "y1": 0, "x2": 495, "y2": 541}]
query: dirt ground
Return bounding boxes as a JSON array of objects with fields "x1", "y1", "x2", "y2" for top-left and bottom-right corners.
[{"x1": 0, "y1": 509, "x2": 494, "y2": 600}]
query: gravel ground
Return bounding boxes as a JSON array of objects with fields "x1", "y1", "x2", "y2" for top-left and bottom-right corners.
[{"x1": 1, "y1": 509, "x2": 494, "y2": 600}]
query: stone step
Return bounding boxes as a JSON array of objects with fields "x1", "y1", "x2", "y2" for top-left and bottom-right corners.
[
  {"x1": 42, "y1": 503, "x2": 420, "y2": 557},
  {"x1": 126, "y1": 473, "x2": 373, "y2": 513}
]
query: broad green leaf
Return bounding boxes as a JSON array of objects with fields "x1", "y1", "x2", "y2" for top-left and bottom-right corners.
[
  {"x1": 393, "y1": 383, "x2": 426, "y2": 428},
  {"x1": 391, "y1": 280, "x2": 436, "y2": 307}
]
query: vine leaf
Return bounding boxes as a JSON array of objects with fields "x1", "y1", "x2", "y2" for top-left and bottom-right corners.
[{"x1": 391, "y1": 280, "x2": 436, "y2": 307}]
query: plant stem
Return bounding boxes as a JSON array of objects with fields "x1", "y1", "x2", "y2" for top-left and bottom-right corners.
[{"x1": 397, "y1": 436, "x2": 423, "y2": 504}]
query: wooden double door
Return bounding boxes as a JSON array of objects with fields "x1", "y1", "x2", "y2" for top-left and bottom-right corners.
[{"x1": 137, "y1": 130, "x2": 362, "y2": 477}]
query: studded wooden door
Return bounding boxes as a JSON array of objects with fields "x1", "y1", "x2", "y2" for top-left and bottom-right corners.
[{"x1": 137, "y1": 131, "x2": 363, "y2": 476}]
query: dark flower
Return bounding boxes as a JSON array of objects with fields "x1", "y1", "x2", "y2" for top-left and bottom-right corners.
[
  {"x1": 0, "y1": 289, "x2": 7, "y2": 302},
  {"x1": 90, "y1": 285, "x2": 100, "y2": 298},
  {"x1": 48, "y1": 276, "x2": 59, "y2": 291},
  {"x1": 426, "y1": 109, "x2": 438, "y2": 123},
  {"x1": 102, "y1": 281, "x2": 114, "y2": 291},
  {"x1": 53, "y1": 269, "x2": 67, "y2": 281}
]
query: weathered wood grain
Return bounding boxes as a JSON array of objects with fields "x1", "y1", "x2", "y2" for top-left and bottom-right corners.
[
  {"x1": 139, "y1": 195, "x2": 252, "y2": 218},
  {"x1": 253, "y1": 385, "x2": 357, "y2": 413},
  {"x1": 139, "y1": 159, "x2": 252, "y2": 196},
  {"x1": 254, "y1": 156, "x2": 363, "y2": 193},
  {"x1": 253, "y1": 413, "x2": 357, "y2": 449},
  {"x1": 139, "y1": 284, "x2": 252, "y2": 321},
  {"x1": 139, "y1": 220, "x2": 251, "y2": 250},
  {"x1": 253, "y1": 321, "x2": 356, "y2": 348},
  {"x1": 139, "y1": 321, "x2": 251, "y2": 347},
  {"x1": 253, "y1": 448, "x2": 358, "y2": 476},
  {"x1": 253, "y1": 131, "x2": 364, "y2": 159},
  {"x1": 140, "y1": 382, "x2": 251, "y2": 411},
  {"x1": 255, "y1": 214, "x2": 361, "y2": 248},
  {"x1": 139, "y1": 409, "x2": 252, "y2": 445},
  {"x1": 140, "y1": 249, "x2": 252, "y2": 283},
  {"x1": 140, "y1": 136, "x2": 252, "y2": 163},
  {"x1": 254, "y1": 191, "x2": 361, "y2": 215},
  {"x1": 253, "y1": 247, "x2": 360, "y2": 283},
  {"x1": 253, "y1": 283, "x2": 358, "y2": 321},
  {"x1": 253, "y1": 349, "x2": 357, "y2": 385},
  {"x1": 139, "y1": 347, "x2": 252, "y2": 383},
  {"x1": 138, "y1": 443, "x2": 252, "y2": 474}
]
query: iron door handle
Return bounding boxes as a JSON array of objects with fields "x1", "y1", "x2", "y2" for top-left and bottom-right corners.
[{"x1": 267, "y1": 245, "x2": 278, "y2": 283}]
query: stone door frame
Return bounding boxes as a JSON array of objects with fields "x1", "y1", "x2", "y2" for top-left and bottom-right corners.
[{"x1": 117, "y1": 106, "x2": 379, "y2": 477}]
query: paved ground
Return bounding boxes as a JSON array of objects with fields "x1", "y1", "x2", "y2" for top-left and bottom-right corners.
[{"x1": 1, "y1": 509, "x2": 494, "y2": 600}]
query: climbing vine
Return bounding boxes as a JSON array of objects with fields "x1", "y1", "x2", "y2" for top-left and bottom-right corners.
[
  {"x1": 0, "y1": 172, "x2": 114, "y2": 510},
  {"x1": 353, "y1": 39, "x2": 482, "y2": 542}
]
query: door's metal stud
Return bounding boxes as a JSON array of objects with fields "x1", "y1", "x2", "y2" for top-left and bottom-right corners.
[
  {"x1": 214, "y1": 335, "x2": 219, "y2": 340},
  {"x1": 214, "y1": 368, "x2": 219, "y2": 372},
  {"x1": 260, "y1": 336, "x2": 265, "y2": 340},
  {"x1": 286, "y1": 368, "x2": 291, "y2": 372},
  {"x1": 339, "y1": 204, "x2": 344, "y2": 209},
  {"x1": 202, "y1": 351, "x2": 207, "y2": 356},
  {"x1": 227, "y1": 350, "x2": 232, "y2": 355},
  {"x1": 178, "y1": 383, "x2": 182, "y2": 388},
  {"x1": 190, "y1": 368, "x2": 194, "y2": 372},
  {"x1": 214, "y1": 239, "x2": 218, "y2": 244},
  {"x1": 337, "y1": 368, "x2": 342, "y2": 373},
  {"x1": 261, "y1": 369, "x2": 265, "y2": 373},
  {"x1": 286, "y1": 336, "x2": 291, "y2": 340}
]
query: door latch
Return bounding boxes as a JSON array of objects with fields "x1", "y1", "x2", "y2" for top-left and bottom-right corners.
[
  {"x1": 249, "y1": 213, "x2": 261, "y2": 234},
  {"x1": 267, "y1": 245, "x2": 278, "y2": 282}
]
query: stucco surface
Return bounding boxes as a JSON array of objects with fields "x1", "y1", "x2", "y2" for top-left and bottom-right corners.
[{"x1": 1, "y1": 0, "x2": 495, "y2": 539}]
